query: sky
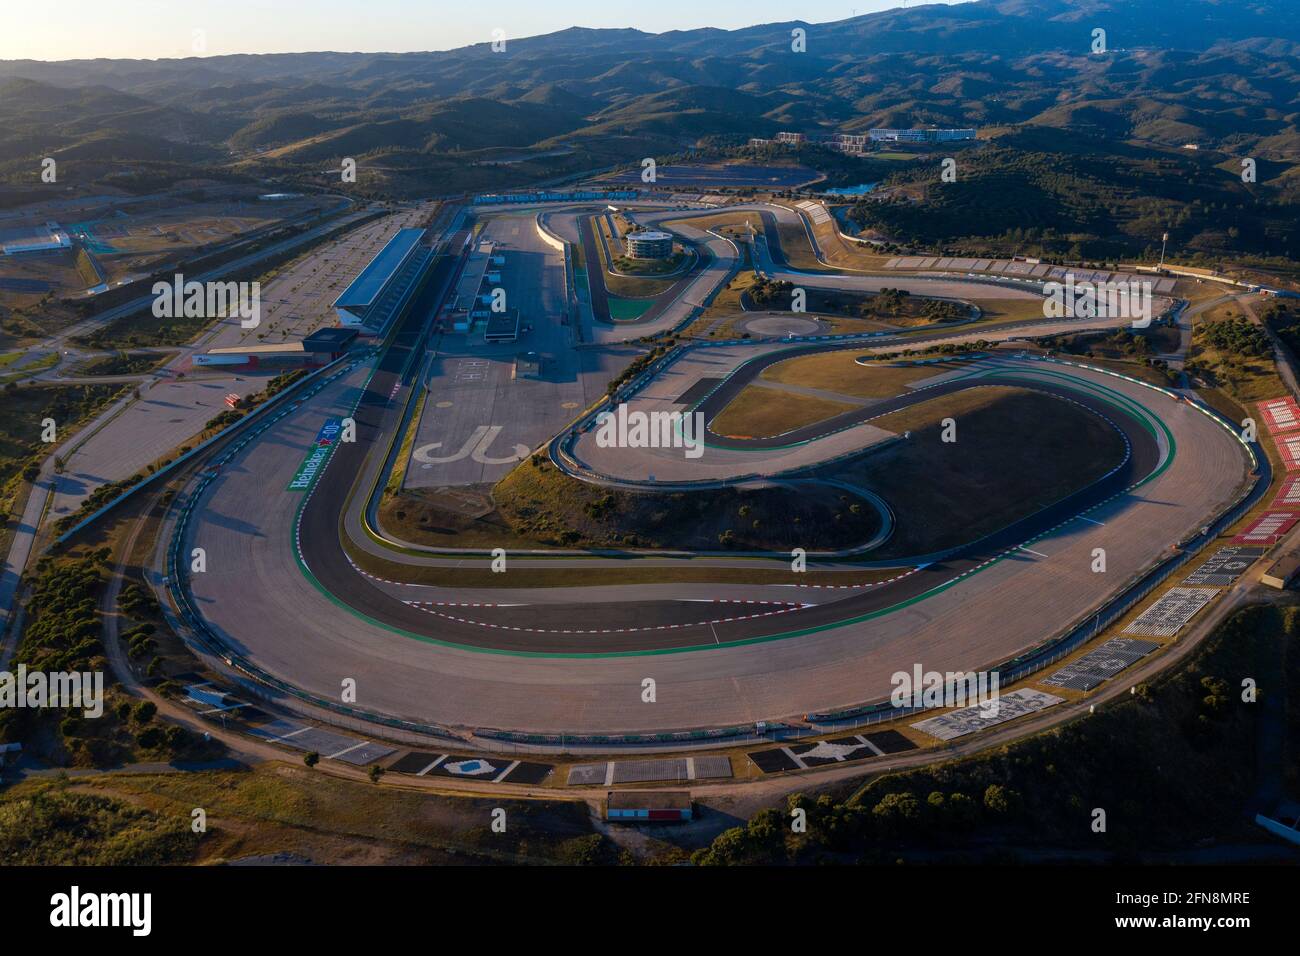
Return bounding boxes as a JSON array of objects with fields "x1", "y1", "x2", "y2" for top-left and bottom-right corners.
[{"x1": 1, "y1": 0, "x2": 966, "y2": 61}]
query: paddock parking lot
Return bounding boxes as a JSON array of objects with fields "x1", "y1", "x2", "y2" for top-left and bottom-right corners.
[{"x1": 405, "y1": 213, "x2": 620, "y2": 488}]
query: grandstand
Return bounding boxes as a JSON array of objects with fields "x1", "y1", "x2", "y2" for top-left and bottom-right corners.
[{"x1": 332, "y1": 228, "x2": 432, "y2": 336}]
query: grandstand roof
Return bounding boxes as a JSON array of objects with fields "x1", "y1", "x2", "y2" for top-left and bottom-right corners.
[
  {"x1": 303, "y1": 327, "x2": 359, "y2": 351},
  {"x1": 333, "y1": 228, "x2": 425, "y2": 311}
]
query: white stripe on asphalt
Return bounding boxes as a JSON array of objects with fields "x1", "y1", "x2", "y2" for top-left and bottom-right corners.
[
  {"x1": 327, "y1": 741, "x2": 368, "y2": 760},
  {"x1": 418, "y1": 755, "x2": 447, "y2": 776}
]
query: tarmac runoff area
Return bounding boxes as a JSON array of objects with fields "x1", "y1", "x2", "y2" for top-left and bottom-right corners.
[
  {"x1": 177, "y1": 346, "x2": 1253, "y2": 735},
  {"x1": 404, "y1": 212, "x2": 623, "y2": 488},
  {"x1": 547, "y1": 200, "x2": 1060, "y2": 347},
  {"x1": 638, "y1": 203, "x2": 1056, "y2": 306},
  {"x1": 569, "y1": 342, "x2": 898, "y2": 483},
  {"x1": 637, "y1": 204, "x2": 1180, "y2": 327},
  {"x1": 563, "y1": 314, "x2": 1147, "y2": 485},
  {"x1": 485, "y1": 200, "x2": 1062, "y2": 348}
]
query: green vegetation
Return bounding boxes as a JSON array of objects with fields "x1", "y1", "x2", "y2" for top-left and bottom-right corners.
[
  {"x1": 74, "y1": 248, "x2": 101, "y2": 288},
  {"x1": 593, "y1": 214, "x2": 683, "y2": 297},
  {"x1": 1187, "y1": 305, "x2": 1286, "y2": 405},
  {"x1": 384, "y1": 391, "x2": 427, "y2": 498},
  {"x1": 59, "y1": 764, "x2": 612, "y2": 865},
  {"x1": 1, "y1": 550, "x2": 216, "y2": 768},
  {"x1": 54, "y1": 475, "x2": 141, "y2": 534},
  {"x1": 848, "y1": 133, "x2": 1299, "y2": 263},
  {"x1": 1199, "y1": 315, "x2": 1270, "y2": 358},
  {"x1": 606, "y1": 297, "x2": 656, "y2": 322},
  {"x1": 1263, "y1": 301, "x2": 1300, "y2": 365},
  {"x1": 493, "y1": 455, "x2": 880, "y2": 551},
  {"x1": 0, "y1": 1, "x2": 1296, "y2": 224},
  {"x1": 0, "y1": 383, "x2": 124, "y2": 530},
  {"x1": 75, "y1": 350, "x2": 165, "y2": 377},
  {"x1": 693, "y1": 603, "x2": 1290, "y2": 863},
  {"x1": 0, "y1": 351, "x2": 59, "y2": 385},
  {"x1": 1037, "y1": 328, "x2": 1179, "y2": 386},
  {"x1": 611, "y1": 251, "x2": 685, "y2": 276},
  {"x1": 750, "y1": 280, "x2": 966, "y2": 326},
  {"x1": 605, "y1": 343, "x2": 673, "y2": 396},
  {"x1": 0, "y1": 784, "x2": 200, "y2": 865}
]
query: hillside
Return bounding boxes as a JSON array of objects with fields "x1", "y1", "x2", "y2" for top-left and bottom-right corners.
[{"x1": 0, "y1": 0, "x2": 1295, "y2": 203}]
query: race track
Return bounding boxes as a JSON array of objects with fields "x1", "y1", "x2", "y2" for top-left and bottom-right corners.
[{"x1": 162, "y1": 199, "x2": 1257, "y2": 739}]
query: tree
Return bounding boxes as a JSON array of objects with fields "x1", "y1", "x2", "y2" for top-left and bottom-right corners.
[
  {"x1": 872, "y1": 791, "x2": 923, "y2": 838},
  {"x1": 131, "y1": 700, "x2": 156, "y2": 724},
  {"x1": 304, "y1": 751, "x2": 319, "y2": 768},
  {"x1": 368, "y1": 764, "x2": 384, "y2": 783},
  {"x1": 948, "y1": 791, "x2": 980, "y2": 828},
  {"x1": 983, "y1": 783, "x2": 1022, "y2": 817},
  {"x1": 926, "y1": 790, "x2": 948, "y2": 823}
]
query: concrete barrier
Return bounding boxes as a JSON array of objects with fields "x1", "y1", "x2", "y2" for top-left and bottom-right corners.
[{"x1": 534, "y1": 212, "x2": 567, "y2": 253}]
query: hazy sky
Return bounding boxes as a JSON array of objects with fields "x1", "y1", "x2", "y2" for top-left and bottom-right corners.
[{"x1": 2, "y1": 0, "x2": 966, "y2": 61}]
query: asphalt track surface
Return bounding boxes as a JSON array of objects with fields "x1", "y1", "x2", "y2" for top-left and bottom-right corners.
[
  {"x1": 173, "y1": 203, "x2": 1256, "y2": 735},
  {"x1": 576, "y1": 212, "x2": 710, "y2": 329},
  {"x1": 300, "y1": 355, "x2": 1156, "y2": 655},
  {"x1": 438, "y1": 406, "x2": 1140, "y2": 651}
]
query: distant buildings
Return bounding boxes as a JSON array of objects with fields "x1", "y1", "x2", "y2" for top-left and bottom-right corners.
[
  {"x1": 751, "y1": 128, "x2": 977, "y2": 154},
  {"x1": 868, "y1": 128, "x2": 978, "y2": 143},
  {"x1": 1, "y1": 221, "x2": 71, "y2": 255}
]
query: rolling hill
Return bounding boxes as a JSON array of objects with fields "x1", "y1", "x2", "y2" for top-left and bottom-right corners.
[{"x1": 0, "y1": 0, "x2": 1294, "y2": 207}]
